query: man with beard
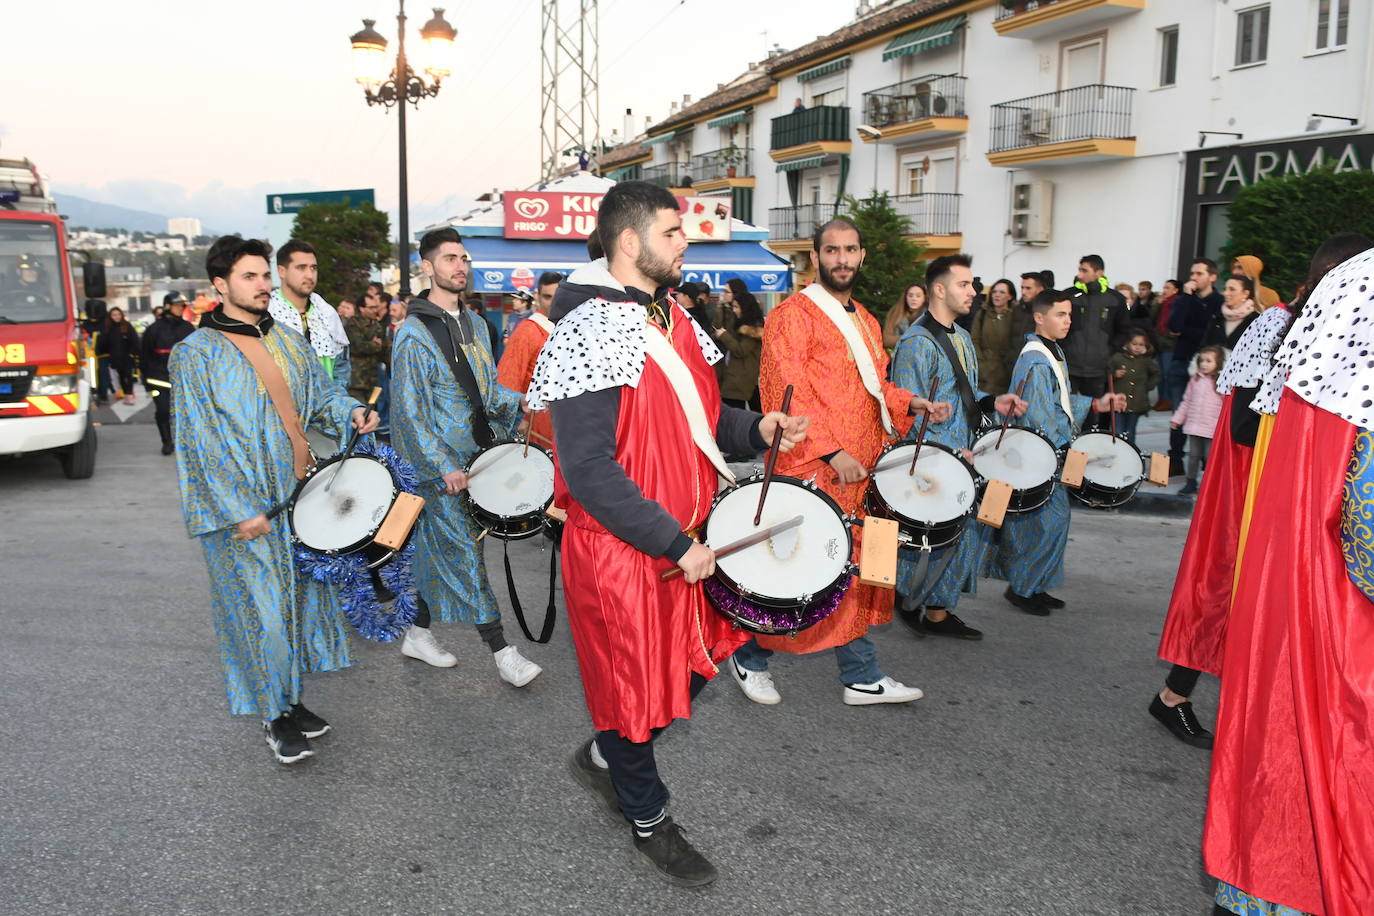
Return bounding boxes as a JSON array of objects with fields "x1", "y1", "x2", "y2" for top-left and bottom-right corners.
[
  {"x1": 141, "y1": 292, "x2": 195, "y2": 455},
  {"x1": 730, "y1": 218, "x2": 949, "y2": 706},
  {"x1": 171, "y1": 236, "x2": 376, "y2": 764},
  {"x1": 529, "y1": 181, "x2": 808, "y2": 885},
  {"x1": 266, "y1": 239, "x2": 351, "y2": 392},
  {"x1": 387, "y1": 228, "x2": 544, "y2": 685}
]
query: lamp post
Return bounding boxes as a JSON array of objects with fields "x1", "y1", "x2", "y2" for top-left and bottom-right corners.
[{"x1": 350, "y1": 4, "x2": 456, "y2": 297}]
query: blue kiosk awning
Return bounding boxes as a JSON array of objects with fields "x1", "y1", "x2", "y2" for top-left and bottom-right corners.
[{"x1": 464, "y1": 237, "x2": 791, "y2": 295}]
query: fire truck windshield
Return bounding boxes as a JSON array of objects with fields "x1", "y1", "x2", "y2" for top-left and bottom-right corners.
[{"x1": 0, "y1": 221, "x2": 65, "y2": 324}]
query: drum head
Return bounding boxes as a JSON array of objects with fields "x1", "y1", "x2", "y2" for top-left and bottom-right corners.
[
  {"x1": 972, "y1": 428, "x2": 1057, "y2": 489},
  {"x1": 291, "y1": 456, "x2": 395, "y2": 551},
  {"x1": 871, "y1": 444, "x2": 975, "y2": 524},
  {"x1": 1073, "y1": 433, "x2": 1145, "y2": 488},
  {"x1": 305, "y1": 428, "x2": 342, "y2": 459},
  {"x1": 467, "y1": 443, "x2": 556, "y2": 517},
  {"x1": 707, "y1": 478, "x2": 850, "y2": 601}
]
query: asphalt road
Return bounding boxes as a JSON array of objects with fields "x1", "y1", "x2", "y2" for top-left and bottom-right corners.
[{"x1": 0, "y1": 419, "x2": 1218, "y2": 916}]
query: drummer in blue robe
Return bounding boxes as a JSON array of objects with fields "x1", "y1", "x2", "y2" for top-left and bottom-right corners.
[
  {"x1": 172, "y1": 236, "x2": 376, "y2": 765},
  {"x1": 388, "y1": 228, "x2": 544, "y2": 686},
  {"x1": 983, "y1": 290, "x2": 1124, "y2": 614},
  {"x1": 890, "y1": 255, "x2": 1026, "y2": 640}
]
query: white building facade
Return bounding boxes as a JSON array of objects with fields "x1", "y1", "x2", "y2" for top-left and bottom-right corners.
[{"x1": 607, "y1": 0, "x2": 1373, "y2": 294}]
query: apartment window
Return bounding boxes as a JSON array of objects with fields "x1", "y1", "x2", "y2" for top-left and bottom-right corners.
[
  {"x1": 1315, "y1": 0, "x2": 1350, "y2": 50},
  {"x1": 1158, "y1": 26, "x2": 1179, "y2": 87},
  {"x1": 1235, "y1": 5, "x2": 1269, "y2": 67}
]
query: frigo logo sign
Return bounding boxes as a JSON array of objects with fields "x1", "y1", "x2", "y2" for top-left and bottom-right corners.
[{"x1": 503, "y1": 191, "x2": 605, "y2": 240}]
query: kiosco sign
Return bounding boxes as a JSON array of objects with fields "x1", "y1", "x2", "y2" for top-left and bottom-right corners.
[{"x1": 503, "y1": 192, "x2": 605, "y2": 239}]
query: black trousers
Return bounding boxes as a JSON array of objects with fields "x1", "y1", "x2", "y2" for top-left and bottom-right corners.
[
  {"x1": 1165, "y1": 664, "x2": 1201, "y2": 697},
  {"x1": 149, "y1": 381, "x2": 173, "y2": 445},
  {"x1": 411, "y1": 598, "x2": 507, "y2": 652},
  {"x1": 595, "y1": 671, "x2": 709, "y2": 822}
]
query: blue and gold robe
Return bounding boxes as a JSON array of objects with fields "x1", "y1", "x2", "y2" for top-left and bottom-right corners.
[
  {"x1": 983, "y1": 334, "x2": 1092, "y2": 596},
  {"x1": 172, "y1": 324, "x2": 361, "y2": 719},
  {"x1": 890, "y1": 320, "x2": 991, "y2": 607},
  {"x1": 389, "y1": 310, "x2": 523, "y2": 624}
]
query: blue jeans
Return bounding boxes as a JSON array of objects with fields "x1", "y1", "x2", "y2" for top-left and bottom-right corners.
[
  {"x1": 732, "y1": 635, "x2": 883, "y2": 686},
  {"x1": 1117, "y1": 411, "x2": 1142, "y2": 443},
  {"x1": 1156, "y1": 351, "x2": 1175, "y2": 403}
]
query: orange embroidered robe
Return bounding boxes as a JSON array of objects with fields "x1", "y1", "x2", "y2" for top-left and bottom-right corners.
[
  {"x1": 496, "y1": 315, "x2": 553, "y2": 446},
  {"x1": 756, "y1": 290, "x2": 914, "y2": 653}
]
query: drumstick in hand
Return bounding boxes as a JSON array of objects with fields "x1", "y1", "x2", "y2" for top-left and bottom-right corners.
[
  {"x1": 907, "y1": 377, "x2": 939, "y2": 476},
  {"x1": 326, "y1": 386, "x2": 382, "y2": 492},
  {"x1": 1107, "y1": 373, "x2": 1118, "y2": 443},
  {"x1": 753, "y1": 384, "x2": 794, "y2": 527},
  {"x1": 661, "y1": 514, "x2": 804, "y2": 581},
  {"x1": 994, "y1": 378, "x2": 1028, "y2": 451}
]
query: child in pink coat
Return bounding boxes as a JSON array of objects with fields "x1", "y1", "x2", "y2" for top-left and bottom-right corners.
[{"x1": 1170, "y1": 345, "x2": 1226, "y2": 496}]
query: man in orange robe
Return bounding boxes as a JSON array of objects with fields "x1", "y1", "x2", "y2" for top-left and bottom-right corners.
[
  {"x1": 496, "y1": 272, "x2": 560, "y2": 448},
  {"x1": 728, "y1": 217, "x2": 950, "y2": 707}
]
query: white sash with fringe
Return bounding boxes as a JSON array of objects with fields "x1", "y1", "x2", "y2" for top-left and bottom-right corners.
[
  {"x1": 1018, "y1": 338, "x2": 1075, "y2": 422},
  {"x1": 801, "y1": 284, "x2": 894, "y2": 434},
  {"x1": 642, "y1": 324, "x2": 736, "y2": 484}
]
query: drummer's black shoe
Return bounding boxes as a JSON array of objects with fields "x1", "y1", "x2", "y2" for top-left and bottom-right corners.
[
  {"x1": 160, "y1": 441, "x2": 174, "y2": 456},
  {"x1": 896, "y1": 599, "x2": 925, "y2": 636},
  {"x1": 286, "y1": 703, "x2": 331, "y2": 739},
  {"x1": 1149, "y1": 694, "x2": 1214, "y2": 748},
  {"x1": 1004, "y1": 587, "x2": 1051, "y2": 616},
  {"x1": 1033, "y1": 592, "x2": 1066, "y2": 610},
  {"x1": 633, "y1": 817, "x2": 718, "y2": 888},
  {"x1": 263, "y1": 716, "x2": 313, "y2": 765},
  {"x1": 569, "y1": 740, "x2": 624, "y2": 822},
  {"x1": 916, "y1": 610, "x2": 983, "y2": 640}
]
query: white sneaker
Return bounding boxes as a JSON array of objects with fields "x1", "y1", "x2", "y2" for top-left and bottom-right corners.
[
  {"x1": 494, "y1": 645, "x2": 542, "y2": 687},
  {"x1": 401, "y1": 625, "x2": 457, "y2": 668},
  {"x1": 730, "y1": 656, "x2": 781, "y2": 705},
  {"x1": 843, "y1": 676, "x2": 923, "y2": 706}
]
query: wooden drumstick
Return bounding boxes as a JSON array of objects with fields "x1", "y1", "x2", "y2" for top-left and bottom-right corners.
[
  {"x1": 522, "y1": 408, "x2": 533, "y2": 458},
  {"x1": 661, "y1": 514, "x2": 804, "y2": 582},
  {"x1": 325, "y1": 386, "x2": 382, "y2": 492},
  {"x1": 907, "y1": 377, "x2": 939, "y2": 476},
  {"x1": 1107, "y1": 373, "x2": 1118, "y2": 443},
  {"x1": 994, "y1": 378, "x2": 1028, "y2": 451},
  {"x1": 753, "y1": 384, "x2": 794, "y2": 527}
]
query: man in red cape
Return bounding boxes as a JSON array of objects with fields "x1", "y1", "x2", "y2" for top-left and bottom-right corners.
[
  {"x1": 1205, "y1": 247, "x2": 1374, "y2": 916},
  {"x1": 528, "y1": 181, "x2": 805, "y2": 887}
]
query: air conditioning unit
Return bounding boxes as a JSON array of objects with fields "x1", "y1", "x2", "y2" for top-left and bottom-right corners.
[
  {"x1": 1010, "y1": 179, "x2": 1053, "y2": 244},
  {"x1": 1020, "y1": 107, "x2": 1052, "y2": 139}
]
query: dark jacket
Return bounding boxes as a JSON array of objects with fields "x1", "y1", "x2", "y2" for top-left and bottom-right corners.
[
  {"x1": 1167, "y1": 288, "x2": 1223, "y2": 360},
  {"x1": 1003, "y1": 300, "x2": 1037, "y2": 379},
  {"x1": 344, "y1": 314, "x2": 390, "y2": 397},
  {"x1": 141, "y1": 314, "x2": 195, "y2": 382},
  {"x1": 98, "y1": 322, "x2": 139, "y2": 371},
  {"x1": 1107, "y1": 350, "x2": 1162, "y2": 415},
  {"x1": 1061, "y1": 283, "x2": 1130, "y2": 382},
  {"x1": 1201, "y1": 309, "x2": 1259, "y2": 351},
  {"x1": 714, "y1": 316, "x2": 762, "y2": 402}
]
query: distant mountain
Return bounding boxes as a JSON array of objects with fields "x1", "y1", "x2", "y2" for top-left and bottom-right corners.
[{"x1": 52, "y1": 194, "x2": 173, "y2": 234}]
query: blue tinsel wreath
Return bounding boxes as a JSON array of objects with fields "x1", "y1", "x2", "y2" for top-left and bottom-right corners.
[{"x1": 293, "y1": 440, "x2": 423, "y2": 642}]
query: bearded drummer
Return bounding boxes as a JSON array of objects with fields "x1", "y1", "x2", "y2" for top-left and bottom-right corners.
[
  {"x1": 983, "y1": 290, "x2": 1124, "y2": 613},
  {"x1": 732, "y1": 218, "x2": 950, "y2": 707},
  {"x1": 889, "y1": 254, "x2": 1027, "y2": 640},
  {"x1": 171, "y1": 236, "x2": 377, "y2": 765},
  {"x1": 528, "y1": 181, "x2": 806, "y2": 886},
  {"x1": 388, "y1": 228, "x2": 543, "y2": 685}
]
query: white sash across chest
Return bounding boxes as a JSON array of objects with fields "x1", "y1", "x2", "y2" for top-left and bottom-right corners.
[
  {"x1": 801, "y1": 284, "x2": 894, "y2": 434},
  {"x1": 641, "y1": 323, "x2": 736, "y2": 484},
  {"x1": 527, "y1": 312, "x2": 555, "y2": 335},
  {"x1": 1018, "y1": 338, "x2": 1075, "y2": 423}
]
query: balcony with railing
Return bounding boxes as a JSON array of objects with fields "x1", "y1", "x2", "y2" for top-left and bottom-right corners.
[
  {"x1": 688, "y1": 147, "x2": 754, "y2": 192},
  {"x1": 986, "y1": 84, "x2": 1136, "y2": 166},
  {"x1": 869, "y1": 193, "x2": 961, "y2": 240},
  {"x1": 861, "y1": 74, "x2": 967, "y2": 142},
  {"x1": 768, "y1": 203, "x2": 840, "y2": 243},
  {"x1": 769, "y1": 105, "x2": 852, "y2": 161},
  {"x1": 993, "y1": 0, "x2": 1144, "y2": 39},
  {"x1": 641, "y1": 161, "x2": 690, "y2": 190}
]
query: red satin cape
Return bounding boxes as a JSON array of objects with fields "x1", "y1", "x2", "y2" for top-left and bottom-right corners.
[
  {"x1": 1204, "y1": 390, "x2": 1374, "y2": 916},
  {"x1": 1158, "y1": 392, "x2": 1254, "y2": 676},
  {"x1": 556, "y1": 306, "x2": 749, "y2": 743}
]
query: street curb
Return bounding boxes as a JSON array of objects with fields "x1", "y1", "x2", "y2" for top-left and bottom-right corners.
[{"x1": 1072, "y1": 490, "x2": 1196, "y2": 518}]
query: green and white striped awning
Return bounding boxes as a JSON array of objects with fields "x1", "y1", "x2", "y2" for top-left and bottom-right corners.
[
  {"x1": 706, "y1": 109, "x2": 751, "y2": 129},
  {"x1": 775, "y1": 155, "x2": 825, "y2": 173},
  {"x1": 882, "y1": 14, "x2": 966, "y2": 62},
  {"x1": 643, "y1": 131, "x2": 677, "y2": 146},
  {"x1": 796, "y1": 56, "x2": 851, "y2": 83}
]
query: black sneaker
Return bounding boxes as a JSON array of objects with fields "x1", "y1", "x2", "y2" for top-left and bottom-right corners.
[
  {"x1": 1004, "y1": 587, "x2": 1051, "y2": 616},
  {"x1": 1034, "y1": 592, "x2": 1066, "y2": 610},
  {"x1": 896, "y1": 600, "x2": 925, "y2": 637},
  {"x1": 1149, "y1": 695, "x2": 1214, "y2": 748},
  {"x1": 286, "y1": 703, "x2": 330, "y2": 739},
  {"x1": 632, "y1": 817, "x2": 718, "y2": 887},
  {"x1": 917, "y1": 610, "x2": 983, "y2": 640},
  {"x1": 569, "y1": 740, "x2": 623, "y2": 821},
  {"x1": 263, "y1": 716, "x2": 313, "y2": 764},
  {"x1": 160, "y1": 442, "x2": 174, "y2": 456},
  {"x1": 1179, "y1": 479, "x2": 1199, "y2": 496}
]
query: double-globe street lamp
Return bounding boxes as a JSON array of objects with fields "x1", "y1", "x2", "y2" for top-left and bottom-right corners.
[{"x1": 350, "y1": 3, "x2": 456, "y2": 297}]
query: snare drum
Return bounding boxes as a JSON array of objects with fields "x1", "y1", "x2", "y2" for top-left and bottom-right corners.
[
  {"x1": 1066, "y1": 432, "x2": 1146, "y2": 509},
  {"x1": 701, "y1": 475, "x2": 852, "y2": 636},
  {"x1": 464, "y1": 441, "x2": 557, "y2": 540},
  {"x1": 867, "y1": 441, "x2": 977, "y2": 551},
  {"x1": 288, "y1": 452, "x2": 406, "y2": 565},
  {"x1": 970, "y1": 427, "x2": 1059, "y2": 513}
]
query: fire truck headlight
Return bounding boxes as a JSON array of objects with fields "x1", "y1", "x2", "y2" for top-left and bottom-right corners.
[{"x1": 31, "y1": 368, "x2": 79, "y2": 395}]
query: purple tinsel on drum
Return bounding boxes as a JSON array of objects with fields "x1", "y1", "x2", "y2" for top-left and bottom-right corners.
[{"x1": 702, "y1": 577, "x2": 848, "y2": 636}]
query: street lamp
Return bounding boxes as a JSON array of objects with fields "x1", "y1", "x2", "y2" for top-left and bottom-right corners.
[{"x1": 350, "y1": 3, "x2": 456, "y2": 296}]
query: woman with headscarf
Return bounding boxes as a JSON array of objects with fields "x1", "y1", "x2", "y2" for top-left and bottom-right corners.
[{"x1": 1230, "y1": 254, "x2": 1280, "y2": 310}]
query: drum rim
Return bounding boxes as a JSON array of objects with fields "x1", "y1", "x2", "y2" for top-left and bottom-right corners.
[
  {"x1": 464, "y1": 439, "x2": 558, "y2": 537},
  {"x1": 971, "y1": 425, "x2": 1060, "y2": 493},
  {"x1": 869, "y1": 439, "x2": 978, "y2": 526},
  {"x1": 288, "y1": 452, "x2": 398, "y2": 554}
]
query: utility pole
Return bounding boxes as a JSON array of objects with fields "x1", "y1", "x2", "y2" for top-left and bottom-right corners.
[{"x1": 540, "y1": 0, "x2": 600, "y2": 182}]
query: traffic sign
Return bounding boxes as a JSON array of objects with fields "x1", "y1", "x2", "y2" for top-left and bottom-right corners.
[{"x1": 266, "y1": 189, "x2": 375, "y2": 215}]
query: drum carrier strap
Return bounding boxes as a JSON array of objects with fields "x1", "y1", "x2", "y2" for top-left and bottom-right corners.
[
  {"x1": 502, "y1": 537, "x2": 558, "y2": 644},
  {"x1": 413, "y1": 311, "x2": 496, "y2": 449},
  {"x1": 917, "y1": 312, "x2": 980, "y2": 433},
  {"x1": 216, "y1": 331, "x2": 315, "y2": 479}
]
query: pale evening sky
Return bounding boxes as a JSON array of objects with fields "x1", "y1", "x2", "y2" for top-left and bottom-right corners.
[{"x1": 3, "y1": 0, "x2": 853, "y2": 238}]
